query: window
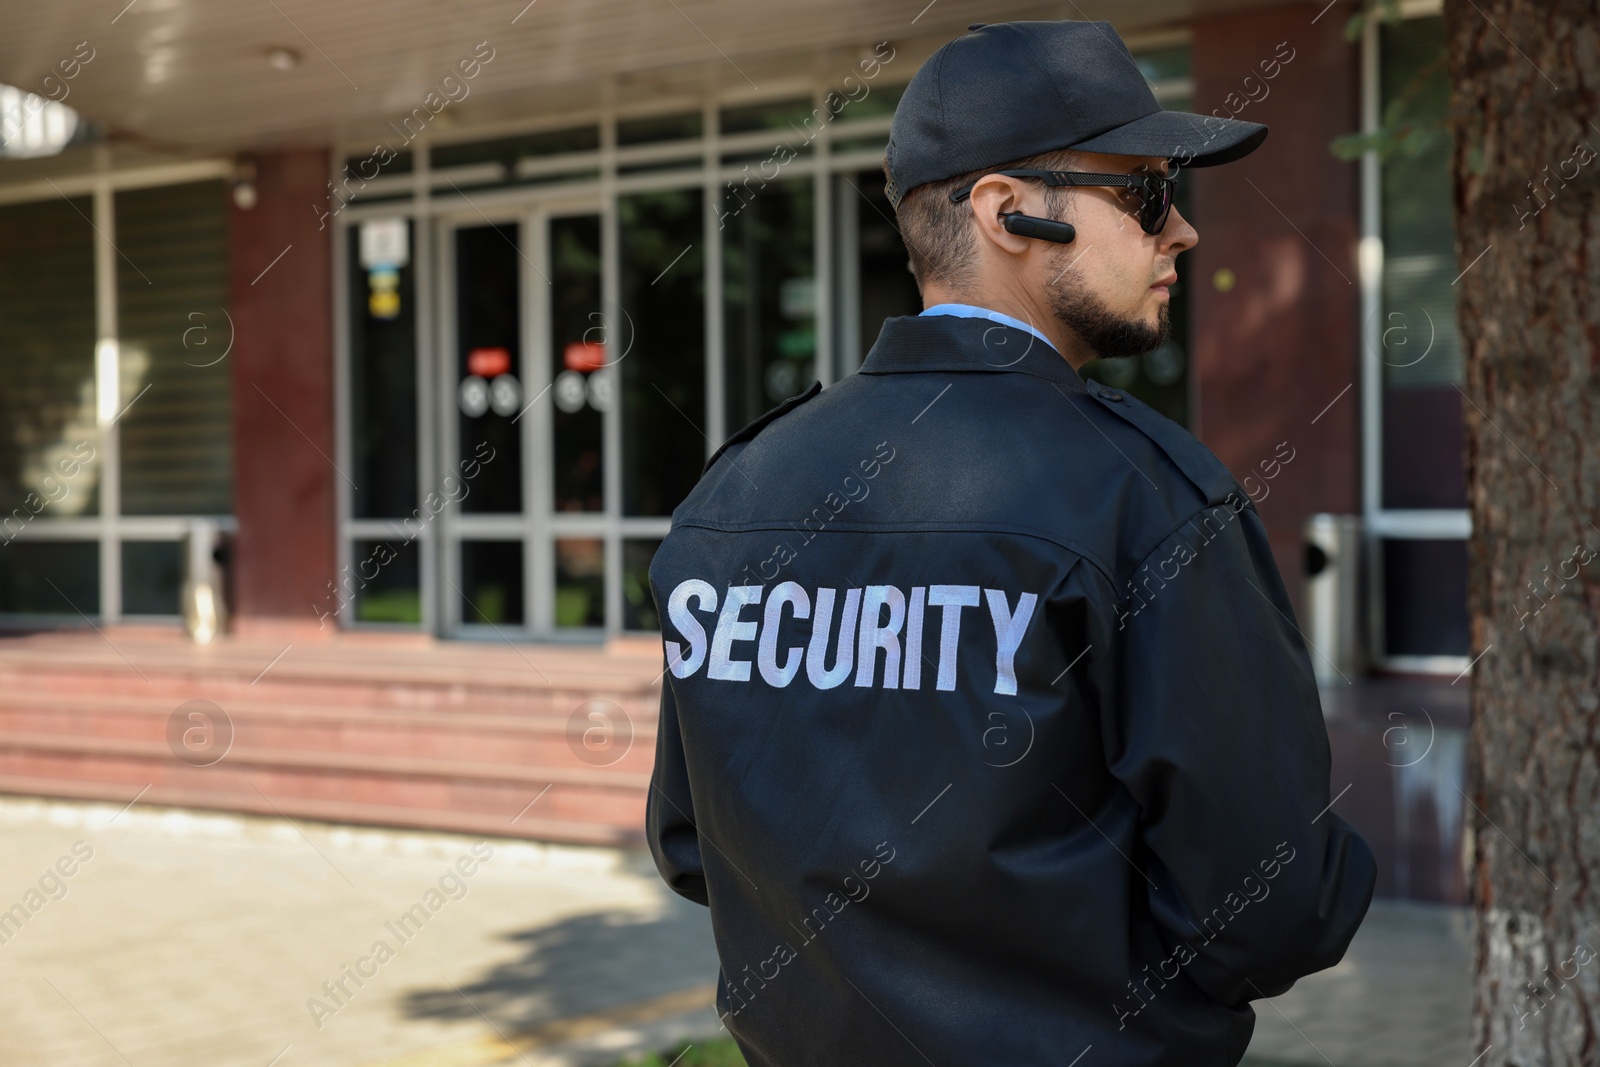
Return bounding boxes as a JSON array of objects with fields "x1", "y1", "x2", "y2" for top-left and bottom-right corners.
[
  {"x1": 1378, "y1": 15, "x2": 1462, "y2": 510},
  {"x1": 0, "y1": 175, "x2": 230, "y2": 622},
  {"x1": 116, "y1": 180, "x2": 233, "y2": 517},
  {"x1": 1365, "y1": 12, "x2": 1471, "y2": 667}
]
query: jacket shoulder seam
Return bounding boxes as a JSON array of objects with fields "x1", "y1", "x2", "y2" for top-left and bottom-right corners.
[
  {"x1": 1088, "y1": 390, "x2": 1244, "y2": 505},
  {"x1": 702, "y1": 380, "x2": 823, "y2": 477},
  {"x1": 1122, "y1": 497, "x2": 1262, "y2": 590}
]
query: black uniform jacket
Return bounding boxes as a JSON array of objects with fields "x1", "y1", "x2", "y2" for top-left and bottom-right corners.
[{"x1": 645, "y1": 312, "x2": 1376, "y2": 1067}]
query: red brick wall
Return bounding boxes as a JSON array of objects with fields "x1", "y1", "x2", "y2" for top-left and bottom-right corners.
[
  {"x1": 1188, "y1": 3, "x2": 1362, "y2": 622},
  {"x1": 227, "y1": 148, "x2": 337, "y2": 636}
]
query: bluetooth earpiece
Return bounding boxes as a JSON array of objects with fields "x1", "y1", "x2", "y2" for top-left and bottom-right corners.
[{"x1": 1000, "y1": 212, "x2": 1076, "y2": 245}]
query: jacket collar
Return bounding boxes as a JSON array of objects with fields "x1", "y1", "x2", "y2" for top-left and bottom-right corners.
[{"x1": 857, "y1": 313, "x2": 1090, "y2": 393}]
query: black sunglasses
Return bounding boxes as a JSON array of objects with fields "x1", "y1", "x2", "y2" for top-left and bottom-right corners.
[{"x1": 948, "y1": 164, "x2": 1180, "y2": 236}]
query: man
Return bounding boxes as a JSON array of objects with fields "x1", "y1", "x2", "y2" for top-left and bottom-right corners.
[{"x1": 646, "y1": 19, "x2": 1375, "y2": 1067}]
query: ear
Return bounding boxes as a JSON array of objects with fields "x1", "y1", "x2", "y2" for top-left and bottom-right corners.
[{"x1": 966, "y1": 174, "x2": 1038, "y2": 257}]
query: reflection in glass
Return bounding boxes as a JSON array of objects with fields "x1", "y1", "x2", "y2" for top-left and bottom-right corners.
[
  {"x1": 719, "y1": 98, "x2": 816, "y2": 135},
  {"x1": 721, "y1": 146, "x2": 815, "y2": 168},
  {"x1": 353, "y1": 538, "x2": 421, "y2": 624},
  {"x1": 1134, "y1": 46, "x2": 1191, "y2": 85},
  {"x1": 549, "y1": 215, "x2": 604, "y2": 513},
  {"x1": 833, "y1": 134, "x2": 890, "y2": 155},
  {"x1": 341, "y1": 149, "x2": 412, "y2": 178},
  {"x1": 618, "y1": 112, "x2": 702, "y2": 145},
  {"x1": 0, "y1": 541, "x2": 98, "y2": 614},
  {"x1": 622, "y1": 539, "x2": 662, "y2": 631},
  {"x1": 847, "y1": 169, "x2": 920, "y2": 371},
  {"x1": 1382, "y1": 538, "x2": 1468, "y2": 656},
  {"x1": 122, "y1": 540, "x2": 181, "y2": 615},
  {"x1": 460, "y1": 540, "x2": 523, "y2": 625},
  {"x1": 619, "y1": 189, "x2": 704, "y2": 516},
  {"x1": 0, "y1": 197, "x2": 101, "y2": 519},
  {"x1": 1379, "y1": 16, "x2": 1465, "y2": 509},
  {"x1": 432, "y1": 126, "x2": 599, "y2": 170},
  {"x1": 834, "y1": 81, "x2": 906, "y2": 121},
  {"x1": 725, "y1": 177, "x2": 815, "y2": 432},
  {"x1": 348, "y1": 219, "x2": 417, "y2": 518},
  {"x1": 455, "y1": 224, "x2": 523, "y2": 514},
  {"x1": 555, "y1": 537, "x2": 604, "y2": 628},
  {"x1": 117, "y1": 180, "x2": 233, "y2": 516}
]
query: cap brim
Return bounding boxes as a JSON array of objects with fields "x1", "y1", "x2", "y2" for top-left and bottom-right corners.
[{"x1": 1069, "y1": 109, "x2": 1268, "y2": 168}]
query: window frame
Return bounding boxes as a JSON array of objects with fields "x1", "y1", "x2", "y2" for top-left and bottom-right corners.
[{"x1": 1358, "y1": 0, "x2": 1472, "y2": 676}]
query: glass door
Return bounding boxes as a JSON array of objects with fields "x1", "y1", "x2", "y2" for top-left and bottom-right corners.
[
  {"x1": 543, "y1": 211, "x2": 609, "y2": 633},
  {"x1": 436, "y1": 202, "x2": 610, "y2": 639},
  {"x1": 438, "y1": 212, "x2": 527, "y2": 636}
]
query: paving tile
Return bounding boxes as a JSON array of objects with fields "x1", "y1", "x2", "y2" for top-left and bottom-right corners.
[
  {"x1": 0, "y1": 796, "x2": 716, "y2": 1067},
  {"x1": 1244, "y1": 898, "x2": 1470, "y2": 1066},
  {"x1": 2, "y1": 794, "x2": 1473, "y2": 1067}
]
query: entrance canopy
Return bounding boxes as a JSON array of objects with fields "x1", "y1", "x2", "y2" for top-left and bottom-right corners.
[{"x1": 0, "y1": 0, "x2": 1293, "y2": 152}]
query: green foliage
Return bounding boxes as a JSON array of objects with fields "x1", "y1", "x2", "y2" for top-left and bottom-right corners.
[
  {"x1": 1343, "y1": 0, "x2": 1404, "y2": 41},
  {"x1": 618, "y1": 1038, "x2": 749, "y2": 1066},
  {"x1": 1330, "y1": 3, "x2": 1449, "y2": 163}
]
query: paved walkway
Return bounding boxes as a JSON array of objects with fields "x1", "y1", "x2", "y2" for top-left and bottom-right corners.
[
  {"x1": 0, "y1": 795, "x2": 720, "y2": 1067},
  {"x1": 0, "y1": 794, "x2": 1469, "y2": 1067},
  {"x1": 1243, "y1": 899, "x2": 1471, "y2": 1066}
]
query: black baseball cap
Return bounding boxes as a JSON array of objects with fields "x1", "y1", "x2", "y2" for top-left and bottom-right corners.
[{"x1": 884, "y1": 20, "x2": 1268, "y2": 209}]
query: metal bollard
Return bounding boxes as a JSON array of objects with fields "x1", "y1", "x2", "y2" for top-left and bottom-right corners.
[
  {"x1": 1303, "y1": 514, "x2": 1365, "y2": 686},
  {"x1": 181, "y1": 518, "x2": 229, "y2": 643}
]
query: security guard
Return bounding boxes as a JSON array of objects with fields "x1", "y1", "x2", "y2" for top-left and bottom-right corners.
[{"x1": 646, "y1": 19, "x2": 1375, "y2": 1067}]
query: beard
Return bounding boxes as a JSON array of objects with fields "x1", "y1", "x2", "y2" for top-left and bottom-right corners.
[{"x1": 1045, "y1": 252, "x2": 1171, "y2": 361}]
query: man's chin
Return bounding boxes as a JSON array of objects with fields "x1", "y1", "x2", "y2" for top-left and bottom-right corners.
[
  {"x1": 1095, "y1": 307, "x2": 1170, "y2": 361},
  {"x1": 1051, "y1": 288, "x2": 1171, "y2": 361}
]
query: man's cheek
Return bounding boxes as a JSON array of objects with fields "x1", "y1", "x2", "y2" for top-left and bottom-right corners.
[{"x1": 1114, "y1": 264, "x2": 1154, "y2": 315}]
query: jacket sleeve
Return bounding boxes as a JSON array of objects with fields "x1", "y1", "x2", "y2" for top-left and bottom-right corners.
[
  {"x1": 1094, "y1": 498, "x2": 1377, "y2": 1007},
  {"x1": 645, "y1": 670, "x2": 710, "y2": 907}
]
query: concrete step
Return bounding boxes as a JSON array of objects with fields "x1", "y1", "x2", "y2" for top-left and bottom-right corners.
[
  {"x1": 0, "y1": 662, "x2": 655, "y2": 715},
  {"x1": 0, "y1": 772, "x2": 641, "y2": 846},
  {"x1": 0, "y1": 628, "x2": 665, "y2": 846},
  {"x1": 0, "y1": 692, "x2": 658, "y2": 773},
  {"x1": 0, "y1": 735, "x2": 646, "y2": 834}
]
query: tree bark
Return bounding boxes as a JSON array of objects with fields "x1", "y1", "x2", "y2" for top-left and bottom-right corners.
[{"x1": 1446, "y1": 0, "x2": 1600, "y2": 1062}]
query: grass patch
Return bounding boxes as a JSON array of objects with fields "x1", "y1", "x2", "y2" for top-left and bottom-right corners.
[{"x1": 617, "y1": 1038, "x2": 747, "y2": 1066}]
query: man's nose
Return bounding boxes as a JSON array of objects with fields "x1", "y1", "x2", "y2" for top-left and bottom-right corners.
[{"x1": 1162, "y1": 205, "x2": 1198, "y2": 254}]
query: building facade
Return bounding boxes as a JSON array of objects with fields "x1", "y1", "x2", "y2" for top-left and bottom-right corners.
[{"x1": 0, "y1": 0, "x2": 1466, "y2": 667}]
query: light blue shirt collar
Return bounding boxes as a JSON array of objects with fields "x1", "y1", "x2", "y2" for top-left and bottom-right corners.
[{"x1": 918, "y1": 302, "x2": 1059, "y2": 355}]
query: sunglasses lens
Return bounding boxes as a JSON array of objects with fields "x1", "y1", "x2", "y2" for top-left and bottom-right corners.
[
  {"x1": 1147, "y1": 189, "x2": 1170, "y2": 234},
  {"x1": 1137, "y1": 171, "x2": 1175, "y2": 234}
]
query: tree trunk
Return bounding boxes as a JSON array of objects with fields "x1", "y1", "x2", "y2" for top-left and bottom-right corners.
[{"x1": 1446, "y1": 1, "x2": 1600, "y2": 1062}]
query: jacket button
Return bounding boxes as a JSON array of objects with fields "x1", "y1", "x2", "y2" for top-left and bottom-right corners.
[{"x1": 1098, "y1": 387, "x2": 1124, "y2": 402}]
